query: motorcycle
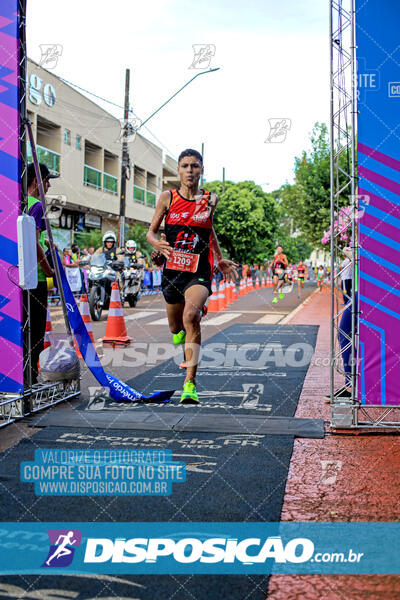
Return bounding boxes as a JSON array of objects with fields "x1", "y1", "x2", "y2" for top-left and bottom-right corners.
[
  {"x1": 121, "y1": 255, "x2": 144, "y2": 308},
  {"x1": 87, "y1": 253, "x2": 124, "y2": 321}
]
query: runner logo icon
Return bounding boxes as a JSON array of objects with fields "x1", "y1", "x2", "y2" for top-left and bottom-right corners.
[
  {"x1": 42, "y1": 529, "x2": 82, "y2": 568},
  {"x1": 174, "y1": 231, "x2": 199, "y2": 251}
]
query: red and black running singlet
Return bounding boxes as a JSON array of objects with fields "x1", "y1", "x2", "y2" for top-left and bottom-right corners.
[
  {"x1": 163, "y1": 189, "x2": 214, "y2": 279},
  {"x1": 297, "y1": 264, "x2": 306, "y2": 277},
  {"x1": 273, "y1": 255, "x2": 286, "y2": 275}
]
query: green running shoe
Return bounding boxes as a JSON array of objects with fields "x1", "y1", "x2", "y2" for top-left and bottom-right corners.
[
  {"x1": 272, "y1": 297, "x2": 278, "y2": 303},
  {"x1": 173, "y1": 330, "x2": 186, "y2": 345},
  {"x1": 180, "y1": 380, "x2": 199, "y2": 404},
  {"x1": 279, "y1": 292, "x2": 284, "y2": 299}
]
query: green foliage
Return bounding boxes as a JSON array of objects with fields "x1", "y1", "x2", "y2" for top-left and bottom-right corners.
[
  {"x1": 74, "y1": 224, "x2": 152, "y2": 257},
  {"x1": 74, "y1": 229, "x2": 103, "y2": 250},
  {"x1": 280, "y1": 122, "x2": 350, "y2": 249},
  {"x1": 206, "y1": 180, "x2": 279, "y2": 263}
]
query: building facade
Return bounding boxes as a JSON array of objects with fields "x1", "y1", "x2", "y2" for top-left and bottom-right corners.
[{"x1": 26, "y1": 58, "x2": 179, "y2": 244}]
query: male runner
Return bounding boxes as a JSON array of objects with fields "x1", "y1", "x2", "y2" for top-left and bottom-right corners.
[
  {"x1": 271, "y1": 245, "x2": 288, "y2": 303},
  {"x1": 296, "y1": 260, "x2": 307, "y2": 298},
  {"x1": 147, "y1": 149, "x2": 237, "y2": 404}
]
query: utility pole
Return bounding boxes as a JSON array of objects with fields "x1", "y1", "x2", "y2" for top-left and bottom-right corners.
[
  {"x1": 222, "y1": 167, "x2": 225, "y2": 194},
  {"x1": 200, "y1": 142, "x2": 204, "y2": 188},
  {"x1": 119, "y1": 68, "x2": 130, "y2": 248}
]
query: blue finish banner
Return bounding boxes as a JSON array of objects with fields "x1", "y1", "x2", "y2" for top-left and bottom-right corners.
[
  {"x1": 56, "y1": 254, "x2": 174, "y2": 404},
  {"x1": 0, "y1": 522, "x2": 398, "y2": 574}
]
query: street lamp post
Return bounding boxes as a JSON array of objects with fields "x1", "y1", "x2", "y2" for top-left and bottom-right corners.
[
  {"x1": 120, "y1": 67, "x2": 220, "y2": 246},
  {"x1": 135, "y1": 68, "x2": 220, "y2": 133}
]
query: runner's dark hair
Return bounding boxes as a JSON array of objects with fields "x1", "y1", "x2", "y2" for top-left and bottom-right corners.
[{"x1": 178, "y1": 148, "x2": 203, "y2": 164}]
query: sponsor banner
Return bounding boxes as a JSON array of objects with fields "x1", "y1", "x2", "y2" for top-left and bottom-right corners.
[
  {"x1": 0, "y1": 522, "x2": 397, "y2": 574},
  {"x1": 0, "y1": 1, "x2": 23, "y2": 393},
  {"x1": 356, "y1": 0, "x2": 400, "y2": 405}
]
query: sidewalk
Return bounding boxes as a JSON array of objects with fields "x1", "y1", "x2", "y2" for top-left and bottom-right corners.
[{"x1": 268, "y1": 287, "x2": 400, "y2": 599}]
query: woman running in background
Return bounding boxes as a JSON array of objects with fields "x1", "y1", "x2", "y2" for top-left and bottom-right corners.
[
  {"x1": 316, "y1": 265, "x2": 325, "y2": 292},
  {"x1": 271, "y1": 245, "x2": 288, "y2": 303}
]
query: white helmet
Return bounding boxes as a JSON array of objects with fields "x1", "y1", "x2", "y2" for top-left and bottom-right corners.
[
  {"x1": 126, "y1": 239, "x2": 137, "y2": 253},
  {"x1": 102, "y1": 230, "x2": 117, "y2": 245}
]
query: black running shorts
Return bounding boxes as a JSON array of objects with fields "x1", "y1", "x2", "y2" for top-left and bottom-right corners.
[
  {"x1": 161, "y1": 270, "x2": 212, "y2": 304},
  {"x1": 273, "y1": 270, "x2": 286, "y2": 281}
]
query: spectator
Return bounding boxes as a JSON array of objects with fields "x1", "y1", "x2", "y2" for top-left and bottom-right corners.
[
  {"x1": 71, "y1": 244, "x2": 86, "y2": 293},
  {"x1": 340, "y1": 247, "x2": 352, "y2": 303},
  {"x1": 62, "y1": 247, "x2": 82, "y2": 295},
  {"x1": 24, "y1": 163, "x2": 57, "y2": 384},
  {"x1": 62, "y1": 247, "x2": 75, "y2": 268}
]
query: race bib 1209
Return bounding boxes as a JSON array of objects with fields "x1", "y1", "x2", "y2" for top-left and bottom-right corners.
[{"x1": 166, "y1": 250, "x2": 200, "y2": 273}]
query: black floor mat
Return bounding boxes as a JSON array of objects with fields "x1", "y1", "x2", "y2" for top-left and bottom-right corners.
[{"x1": 30, "y1": 409, "x2": 325, "y2": 438}]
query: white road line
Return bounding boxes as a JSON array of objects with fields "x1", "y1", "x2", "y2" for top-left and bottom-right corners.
[
  {"x1": 255, "y1": 313, "x2": 285, "y2": 324},
  {"x1": 125, "y1": 311, "x2": 159, "y2": 321},
  {"x1": 202, "y1": 313, "x2": 239, "y2": 326},
  {"x1": 148, "y1": 317, "x2": 170, "y2": 326},
  {"x1": 148, "y1": 313, "x2": 240, "y2": 327}
]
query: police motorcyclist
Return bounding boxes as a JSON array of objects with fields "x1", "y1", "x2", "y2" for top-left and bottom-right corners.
[
  {"x1": 94, "y1": 231, "x2": 120, "y2": 260},
  {"x1": 125, "y1": 239, "x2": 145, "y2": 266}
]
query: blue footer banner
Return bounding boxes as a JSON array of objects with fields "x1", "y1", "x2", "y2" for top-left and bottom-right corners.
[{"x1": 0, "y1": 522, "x2": 398, "y2": 574}]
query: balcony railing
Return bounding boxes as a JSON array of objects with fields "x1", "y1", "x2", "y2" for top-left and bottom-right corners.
[
  {"x1": 146, "y1": 190, "x2": 156, "y2": 208},
  {"x1": 133, "y1": 185, "x2": 145, "y2": 204},
  {"x1": 134, "y1": 185, "x2": 156, "y2": 208},
  {"x1": 27, "y1": 143, "x2": 60, "y2": 174},
  {"x1": 103, "y1": 172, "x2": 118, "y2": 195},
  {"x1": 84, "y1": 165, "x2": 102, "y2": 189}
]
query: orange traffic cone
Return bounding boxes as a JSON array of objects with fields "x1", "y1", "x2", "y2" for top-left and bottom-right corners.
[
  {"x1": 255, "y1": 277, "x2": 260, "y2": 290},
  {"x1": 74, "y1": 294, "x2": 95, "y2": 359},
  {"x1": 261, "y1": 276, "x2": 266, "y2": 288},
  {"x1": 232, "y1": 280, "x2": 238, "y2": 301},
  {"x1": 208, "y1": 279, "x2": 219, "y2": 313},
  {"x1": 43, "y1": 306, "x2": 54, "y2": 350},
  {"x1": 102, "y1": 282, "x2": 131, "y2": 348},
  {"x1": 238, "y1": 278, "x2": 245, "y2": 297},
  {"x1": 225, "y1": 279, "x2": 232, "y2": 305},
  {"x1": 218, "y1": 281, "x2": 226, "y2": 311}
]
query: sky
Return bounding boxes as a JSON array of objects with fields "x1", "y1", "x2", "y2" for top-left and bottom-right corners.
[{"x1": 27, "y1": 0, "x2": 329, "y2": 192}]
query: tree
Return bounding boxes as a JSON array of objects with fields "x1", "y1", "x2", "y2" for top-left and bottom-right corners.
[
  {"x1": 281, "y1": 122, "x2": 350, "y2": 248},
  {"x1": 74, "y1": 228, "x2": 103, "y2": 250},
  {"x1": 206, "y1": 180, "x2": 279, "y2": 263}
]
